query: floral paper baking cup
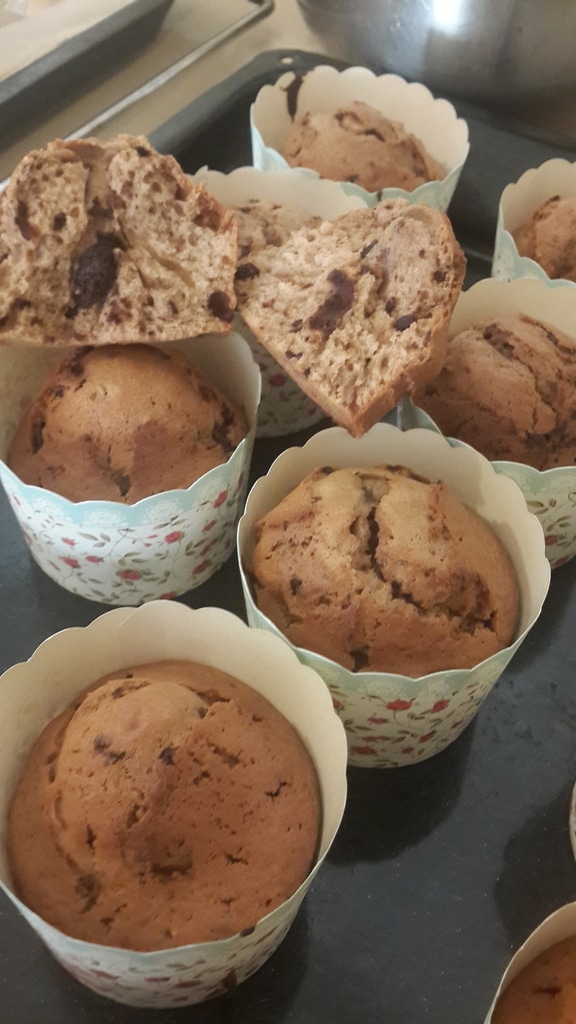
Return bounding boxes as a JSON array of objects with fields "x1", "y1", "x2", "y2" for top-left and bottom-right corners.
[
  {"x1": 0, "y1": 601, "x2": 347, "y2": 1007},
  {"x1": 250, "y1": 64, "x2": 469, "y2": 213},
  {"x1": 484, "y1": 903, "x2": 576, "y2": 1023},
  {"x1": 238, "y1": 423, "x2": 550, "y2": 768},
  {"x1": 400, "y1": 277, "x2": 576, "y2": 568},
  {"x1": 190, "y1": 166, "x2": 366, "y2": 437},
  {"x1": 0, "y1": 334, "x2": 260, "y2": 605},
  {"x1": 492, "y1": 158, "x2": 576, "y2": 286}
]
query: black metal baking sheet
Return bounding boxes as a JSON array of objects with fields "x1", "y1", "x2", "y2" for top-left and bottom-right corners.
[
  {"x1": 2, "y1": 48, "x2": 576, "y2": 1024},
  {"x1": 0, "y1": 0, "x2": 174, "y2": 149}
]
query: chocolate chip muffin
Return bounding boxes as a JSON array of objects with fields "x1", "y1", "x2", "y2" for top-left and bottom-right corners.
[
  {"x1": 492, "y1": 935, "x2": 576, "y2": 1023},
  {"x1": 7, "y1": 343, "x2": 247, "y2": 503},
  {"x1": 0, "y1": 134, "x2": 238, "y2": 345},
  {"x1": 248, "y1": 464, "x2": 519, "y2": 677},
  {"x1": 282, "y1": 100, "x2": 445, "y2": 192},
  {"x1": 413, "y1": 313, "x2": 576, "y2": 469},
  {"x1": 7, "y1": 659, "x2": 321, "y2": 950}
]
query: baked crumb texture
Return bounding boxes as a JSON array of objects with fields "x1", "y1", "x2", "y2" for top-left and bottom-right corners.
[
  {"x1": 235, "y1": 200, "x2": 466, "y2": 437},
  {"x1": 513, "y1": 195, "x2": 576, "y2": 282},
  {"x1": 8, "y1": 660, "x2": 320, "y2": 950},
  {"x1": 0, "y1": 135, "x2": 238, "y2": 345},
  {"x1": 250, "y1": 465, "x2": 519, "y2": 677}
]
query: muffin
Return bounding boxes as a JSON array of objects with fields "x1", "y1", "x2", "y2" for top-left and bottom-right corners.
[
  {"x1": 282, "y1": 99, "x2": 445, "y2": 192},
  {"x1": 0, "y1": 134, "x2": 238, "y2": 346},
  {"x1": 413, "y1": 312, "x2": 576, "y2": 470},
  {"x1": 7, "y1": 657, "x2": 321, "y2": 950},
  {"x1": 250, "y1": 64, "x2": 470, "y2": 212},
  {"x1": 513, "y1": 195, "x2": 576, "y2": 282},
  {"x1": 7, "y1": 342, "x2": 247, "y2": 503},
  {"x1": 492, "y1": 935, "x2": 576, "y2": 1022},
  {"x1": 248, "y1": 463, "x2": 519, "y2": 678},
  {"x1": 233, "y1": 196, "x2": 322, "y2": 258},
  {"x1": 235, "y1": 199, "x2": 466, "y2": 437}
]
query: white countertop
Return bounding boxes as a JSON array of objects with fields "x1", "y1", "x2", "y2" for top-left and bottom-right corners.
[{"x1": 0, "y1": 0, "x2": 574, "y2": 183}]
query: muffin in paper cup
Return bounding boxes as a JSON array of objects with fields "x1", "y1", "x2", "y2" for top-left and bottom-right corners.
[
  {"x1": 0, "y1": 600, "x2": 347, "y2": 1008},
  {"x1": 492, "y1": 158, "x2": 576, "y2": 286},
  {"x1": 400, "y1": 277, "x2": 576, "y2": 568},
  {"x1": 237, "y1": 423, "x2": 550, "y2": 768},
  {"x1": 250, "y1": 64, "x2": 469, "y2": 213},
  {"x1": 484, "y1": 903, "x2": 576, "y2": 1023},
  {"x1": 0, "y1": 333, "x2": 260, "y2": 606},
  {"x1": 190, "y1": 165, "x2": 366, "y2": 438}
]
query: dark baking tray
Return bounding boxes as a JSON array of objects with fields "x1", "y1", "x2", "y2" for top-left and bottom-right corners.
[
  {"x1": 0, "y1": 0, "x2": 174, "y2": 149},
  {"x1": 2, "y1": 47, "x2": 576, "y2": 1024}
]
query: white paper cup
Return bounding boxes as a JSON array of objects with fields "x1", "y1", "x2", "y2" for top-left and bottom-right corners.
[
  {"x1": 400, "y1": 277, "x2": 576, "y2": 568},
  {"x1": 0, "y1": 601, "x2": 348, "y2": 1007},
  {"x1": 251, "y1": 64, "x2": 469, "y2": 213},
  {"x1": 492, "y1": 158, "x2": 576, "y2": 286},
  {"x1": 190, "y1": 166, "x2": 367, "y2": 437},
  {"x1": 484, "y1": 903, "x2": 576, "y2": 1022},
  {"x1": 238, "y1": 423, "x2": 550, "y2": 768},
  {"x1": 0, "y1": 334, "x2": 261, "y2": 605}
]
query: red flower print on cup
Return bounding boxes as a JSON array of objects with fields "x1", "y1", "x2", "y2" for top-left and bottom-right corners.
[
  {"x1": 368, "y1": 715, "x2": 390, "y2": 724},
  {"x1": 269, "y1": 372, "x2": 287, "y2": 387},
  {"x1": 213, "y1": 490, "x2": 228, "y2": 508},
  {"x1": 203, "y1": 519, "x2": 216, "y2": 533},
  {"x1": 164, "y1": 530, "x2": 183, "y2": 544},
  {"x1": 85, "y1": 555, "x2": 104, "y2": 564},
  {"x1": 192, "y1": 559, "x2": 211, "y2": 576},
  {"x1": 62, "y1": 537, "x2": 76, "y2": 547},
  {"x1": 117, "y1": 569, "x2": 142, "y2": 581},
  {"x1": 386, "y1": 698, "x2": 413, "y2": 711},
  {"x1": 430, "y1": 699, "x2": 450, "y2": 713},
  {"x1": 419, "y1": 731, "x2": 436, "y2": 743},
  {"x1": 61, "y1": 556, "x2": 80, "y2": 568},
  {"x1": 349, "y1": 744, "x2": 375, "y2": 757},
  {"x1": 545, "y1": 534, "x2": 558, "y2": 547}
]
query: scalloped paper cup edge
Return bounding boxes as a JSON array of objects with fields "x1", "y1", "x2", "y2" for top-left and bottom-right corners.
[
  {"x1": 237, "y1": 423, "x2": 550, "y2": 767},
  {"x1": 250, "y1": 64, "x2": 469, "y2": 212},
  {"x1": 0, "y1": 601, "x2": 348, "y2": 1007}
]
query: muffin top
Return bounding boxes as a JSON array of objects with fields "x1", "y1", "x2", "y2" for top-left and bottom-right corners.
[
  {"x1": 282, "y1": 100, "x2": 445, "y2": 192},
  {"x1": 513, "y1": 194, "x2": 576, "y2": 282},
  {"x1": 414, "y1": 312, "x2": 576, "y2": 469},
  {"x1": 492, "y1": 935, "x2": 576, "y2": 1023},
  {"x1": 8, "y1": 343, "x2": 247, "y2": 503},
  {"x1": 249, "y1": 464, "x2": 519, "y2": 677},
  {"x1": 7, "y1": 659, "x2": 321, "y2": 950}
]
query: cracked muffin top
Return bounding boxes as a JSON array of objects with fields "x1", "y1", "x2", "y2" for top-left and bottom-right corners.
[
  {"x1": 7, "y1": 342, "x2": 247, "y2": 503},
  {"x1": 7, "y1": 659, "x2": 320, "y2": 950},
  {"x1": 248, "y1": 464, "x2": 519, "y2": 677},
  {"x1": 0, "y1": 134, "x2": 238, "y2": 346},
  {"x1": 513, "y1": 195, "x2": 576, "y2": 282},
  {"x1": 413, "y1": 313, "x2": 576, "y2": 470}
]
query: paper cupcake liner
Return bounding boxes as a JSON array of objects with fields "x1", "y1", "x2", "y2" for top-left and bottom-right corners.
[
  {"x1": 237, "y1": 423, "x2": 550, "y2": 768},
  {"x1": 0, "y1": 601, "x2": 348, "y2": 1007},
  {"x1": 484, "y1": 902, "x2": 576, "y2": 1022},
  {"x1": 0, "y1": 334, "x2": 261, "y2": 605},
  {"x1": 492, "y1": 158, "x2": 576, "y2": 287},
  {"x1": 190, "y1": 166, "x2": 366, "y2": 437},
  {"x1": 400, "y1": 277, "x2": 576, "y2": 568},
  {"x1": 250, "y1": 64, "x2": 469, "y2": 213}
]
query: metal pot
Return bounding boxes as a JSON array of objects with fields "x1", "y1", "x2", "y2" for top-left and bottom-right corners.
[{"x1": 297, "y1": 0, "x2": 576, "y2": 104}]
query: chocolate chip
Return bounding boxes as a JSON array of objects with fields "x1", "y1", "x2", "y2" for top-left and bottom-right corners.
[
  {"x1": 208, "y1": 290, "x2": 234, "y2": 323},
  {"x1": 30, "y1": 415, "x2": 45, "y2": 454},
  {"x1": 70, "y1": 234, "x2": 121, "y2": 310},
  {"x1": 289, "y1": 577, "x2": 302, "y2": 594},
  {"x1": 136, "y1": 145, "x2": 151, "y2": 157},
  {"x1": 394, "y1": 313, "x2": 418, "y2": 331},
  {"x1": 111, "y1": 468, "x2": 131, "y2": 498},
  {"x1": 309, "y1": 269, "x2": 354, "y2": 337},
  {"x1": 159, "y1": 747, "x2": 175, "y2": 765},
  {"x1": 15, "y1": 200, "x2": 37, "y2": 241},
  {"x1": 235, "y1": 262, "x2": 259, "y2": 281},
  {"x1": 350, "y1": 647, "x2": 370, "y2": 671},
  {"x1": 53, "y1": 212, "x2": 66, "y2": 231}
]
